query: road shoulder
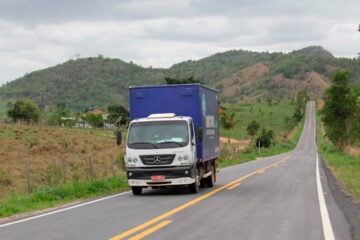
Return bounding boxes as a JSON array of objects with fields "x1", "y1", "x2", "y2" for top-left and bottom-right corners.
[{"x1": 321, "y1": 156, "x2": 360, "y2": 240}]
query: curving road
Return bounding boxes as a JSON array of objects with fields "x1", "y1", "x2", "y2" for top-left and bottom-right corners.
[{"x1": 0, "y1": 101, "x2": 354, "y2": 239}]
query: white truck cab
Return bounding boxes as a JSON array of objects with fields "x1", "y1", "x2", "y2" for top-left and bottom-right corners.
[{"x1": 125, "y1": 114, "x2": 199, "y2": 194}]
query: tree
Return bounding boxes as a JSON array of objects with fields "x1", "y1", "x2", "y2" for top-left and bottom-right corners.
[
  {"x1": 220, "y1": 109, "x2": 237, "y2": 151},
  {"x1": 165, "y1": 76, "x2": 202, "y2": 84},
  {"x1": 47, "y1": 106, "x2": 75, "y2": 126},
  {"x1": 293, "y1": 90, "x2": 309, "y2": 121},
  {"x1": 321, "y1": 70, "x2": 357, "y2": 149},
  {"x1": 84, "y1": 113, "x2": 103, "y2": 128},
  {"x1": 7, "y1": 99, "x2": 41, "y2": 122},
  {"x1": 256, "y1": 128, "x2": 274, "y2": 148},
  {"x1": 247, "y1": 120, "x2": 260, "y2": 137},
  {"x1": 107, "y1": 104, "x2": 130, "y2": 126}
]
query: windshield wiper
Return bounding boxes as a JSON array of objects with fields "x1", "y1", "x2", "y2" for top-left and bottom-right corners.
[
  {"x1": 131, "y1": 142, "x2": 159, "y2": 148},
  {"x1": 157, "y1": 141, "x2": 184, "y2": 147}
]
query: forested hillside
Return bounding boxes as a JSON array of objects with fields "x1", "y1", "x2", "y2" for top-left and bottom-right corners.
[
  {"x1": 0, "y1": 46, "x2": 359, "y2": 117},
  {"x1": 0, "y1": 57, "x2": 166, "y2": 113}
]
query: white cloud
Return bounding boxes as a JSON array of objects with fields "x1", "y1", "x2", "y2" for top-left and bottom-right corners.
[{"x1": 0, "y1": 0, "x2": 359, "y2": 85}]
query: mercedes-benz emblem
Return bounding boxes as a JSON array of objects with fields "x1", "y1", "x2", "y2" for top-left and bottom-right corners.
[{"x1": 154, "y1": 156, "x2": 161, "y2": 164}]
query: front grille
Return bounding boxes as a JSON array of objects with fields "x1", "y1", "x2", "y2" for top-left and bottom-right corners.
[{"x1": 140, "y1": 154, "x2": 175, "y2": 165}]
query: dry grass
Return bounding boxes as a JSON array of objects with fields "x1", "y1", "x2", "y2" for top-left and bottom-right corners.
[
  {"x1": 344, "y1": 146, "x2": 360, "y2": 158},
  {"x1": 0, "y1": 123, "x2": 124, "y2": 200}
]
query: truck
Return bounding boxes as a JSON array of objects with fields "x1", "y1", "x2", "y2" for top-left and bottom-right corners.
[{"x1": 122, "y1": 84, "x2": 220, "y2": 195}]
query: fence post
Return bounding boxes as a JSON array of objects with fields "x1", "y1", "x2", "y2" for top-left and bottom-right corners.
[
  {"x1": 88, "y1": 156, "x2": 93, "y2": 181},
  {"x1": 110, "y1": 154, "x2": 116, "y2": 176},
  {"x1": 24, "y1": 160, "x2": 31, "y2": 193},
  {"x1": 61, "y1": 157, "x2": 66, "y2": 184}
]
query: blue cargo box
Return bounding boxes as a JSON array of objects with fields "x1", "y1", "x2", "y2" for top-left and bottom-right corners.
[{"x1": 129, "y1": 84, "x2": 220, "y2": 162}]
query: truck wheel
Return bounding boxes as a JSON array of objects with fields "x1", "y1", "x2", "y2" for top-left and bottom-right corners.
[
  {"x1": 189, "y1": 168, "x2": 200, "y2": 193},
  {"x1": 131, "y1": 187, "x2": 142, "y2": 195},
  {"x1": 205, "y1": 164, "x2": 216, "y2": 187}
]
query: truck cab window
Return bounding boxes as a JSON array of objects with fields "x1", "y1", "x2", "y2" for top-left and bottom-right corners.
[{"x1": 128, "y1": 120, "x2": 189, "y2": 149}]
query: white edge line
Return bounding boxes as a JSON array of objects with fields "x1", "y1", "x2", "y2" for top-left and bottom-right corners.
[
  {"x1": 316, "y1": 152, "x2": 335, "y2": 240},
  {"x1": 0, "y1": 191, "x2": 130, "y2": 228},
  {"x1": 313, "y1": 100, "x2": 335, "y2": 240}
]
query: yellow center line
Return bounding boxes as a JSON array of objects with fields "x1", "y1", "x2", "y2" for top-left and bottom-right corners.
[
  {"x1": 227, "y1": 182, "x2": 241, "y2": 190},
  {"x1": 109, "y1": 156, "x2": 291, "y2": 240},
  {"x1": 128, "y1": 221, "x2": 172, "y2": 240}
]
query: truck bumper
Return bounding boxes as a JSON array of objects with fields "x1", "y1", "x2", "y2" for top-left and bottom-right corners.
[{"x1": 126, "y1": 165, "x2": 195, "y2": 187}]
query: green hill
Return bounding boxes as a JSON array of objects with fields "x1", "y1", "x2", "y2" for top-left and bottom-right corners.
[{"x1": 0, "y1": 46, "x2": 359, "y2": 118}]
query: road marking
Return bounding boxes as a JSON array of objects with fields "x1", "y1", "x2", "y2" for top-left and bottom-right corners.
[
  {"x1": 128, "y1": 221, "x2": 172, "y2": 240},
  {"x1": 109, "y1": 156, "x2": 291, "y2": 240},
  {"x1": 309, "y1": 102, "x2": 313, "y2": 130},
  {"x1": 316, "y1": 152, "x2": 335, "y2": 240},
  {"x1": 312, "y1": 101, "x2": 335, "y2": 240},
  {"x1": 0, "y1": 192, "x2": 130, "y2": 228},
  {"x1": 227, "y1": 183, "x2": 241, "y2": 190}
]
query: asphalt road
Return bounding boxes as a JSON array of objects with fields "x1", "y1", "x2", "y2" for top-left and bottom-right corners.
[{"x1": 0, "y1": 101, "x2": 356, "y2": 240}]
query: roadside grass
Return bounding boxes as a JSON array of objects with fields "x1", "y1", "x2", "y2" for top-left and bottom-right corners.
[
  {"x1": 316, "y1": 113, "x2": 360, "y2": 203},
  {"x1": 221, "y1": 100, "x2": 298, "y2": 140},
  {"x1": 219, "y1": 119, "x2": 303, "y2": 168},
  {"x1": 219, "y1": 100, "x2": 302, "y2": 168},
  {"x1": 0, "y1": 175, "x2": 129, "y2": 218}
]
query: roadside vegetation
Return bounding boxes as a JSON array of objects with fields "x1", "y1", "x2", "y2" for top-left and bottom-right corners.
[
  {"x1": 316, "y1": 70, "x2": 360, "y2": 203},
  {"x1": 0, "y1": 123, "x2": 127, "y2": 218},
  {"x1": 317, "y1": 110, "x2": 360, "y2": 203}
]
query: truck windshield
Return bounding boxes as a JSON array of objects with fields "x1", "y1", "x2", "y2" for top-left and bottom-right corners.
[{"x1": 127, "y1": 120, "x2": 189, "y2": 149}]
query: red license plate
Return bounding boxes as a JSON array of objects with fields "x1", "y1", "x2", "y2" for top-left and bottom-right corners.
[{"x1": 151, "y1": 175, "x2": 165, "y2": 181}]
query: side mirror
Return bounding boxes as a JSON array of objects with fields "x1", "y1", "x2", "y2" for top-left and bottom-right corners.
[
  {"x1": 197, "y1": 127, "x2": 203, "y2": 142},
  {"x1": 116, "y1": 131, "x2": 122, "y2": 145}
]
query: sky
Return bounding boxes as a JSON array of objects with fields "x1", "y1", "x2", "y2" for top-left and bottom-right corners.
[{"x1": 0, "y1": 0, "x2": 359, "y2": 85}]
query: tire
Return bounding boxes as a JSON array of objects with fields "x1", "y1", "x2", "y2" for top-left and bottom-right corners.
[
  {"x1": 131, "y1": 186, "x2": 142, "y2": 195},
  {"x1": 205, "y1": 164, "x2": 216, "y2": 187},
  {"x1": 189, "y1": 168, "x2": 200, "y2": 194}
]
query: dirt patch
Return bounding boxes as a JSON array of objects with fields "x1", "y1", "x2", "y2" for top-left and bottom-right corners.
[
  {"x1": 219, "y1": 137, "x2": 251, "y2": 151},
  {"x1": 221, "y1": 63, "x2": 269, "y2": 97}
]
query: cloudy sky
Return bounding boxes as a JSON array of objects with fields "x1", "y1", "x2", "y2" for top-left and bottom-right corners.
[{"x1": 0, "y1": 0, "x2": 359, "y2": 85}]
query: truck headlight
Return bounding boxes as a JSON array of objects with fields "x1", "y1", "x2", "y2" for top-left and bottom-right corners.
[
  {"x1": 127, "y1": 157, "x2": 138, "y2": 163},
  {"x1": 178, "y1": 154, "x2": 190, "y2": 163}
]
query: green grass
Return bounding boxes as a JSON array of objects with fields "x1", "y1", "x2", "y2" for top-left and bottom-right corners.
[
  {"x1": 219, "y1": 100, "x2": 301, "y2": 168},
  {"x1": 0, "y1": 175, "x2": 129, "y2": 218},
  {"x1": 0, "y1": 127, "x2": 16, "y2": 138},
  {"x1": 316, "y1": 112, "x2": 360, "y2": 203},
  {"x1": 219, "y1": 120, "x2": 303, "y2": 168},
  {"x1": 221, "y1": 101, "x2": 297, "y2": 140}
]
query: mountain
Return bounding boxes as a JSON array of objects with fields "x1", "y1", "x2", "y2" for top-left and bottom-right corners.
[
  {"x1": 292, "y1": 46, "x2": 334, "y2": 58},
  {"x1": 0, "y1": 57, "x2": 166, "y2": 112},
  {"x1": 0, "y1": 46, "x2": 359, "y2": 116}
]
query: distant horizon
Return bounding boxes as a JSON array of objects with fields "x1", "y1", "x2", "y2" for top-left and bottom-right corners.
[{"x1": 3, "y1": 45, "x2": 356, "y2": 86}]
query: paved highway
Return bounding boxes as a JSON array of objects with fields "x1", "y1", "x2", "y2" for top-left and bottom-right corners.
[{"x1": 0, "y1": 101, "x2": 354, "y2": 239}]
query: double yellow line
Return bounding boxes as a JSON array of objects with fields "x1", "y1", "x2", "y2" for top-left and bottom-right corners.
[{"x1": 110, "y1": 156, "x2": 291, "y2": 240}]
